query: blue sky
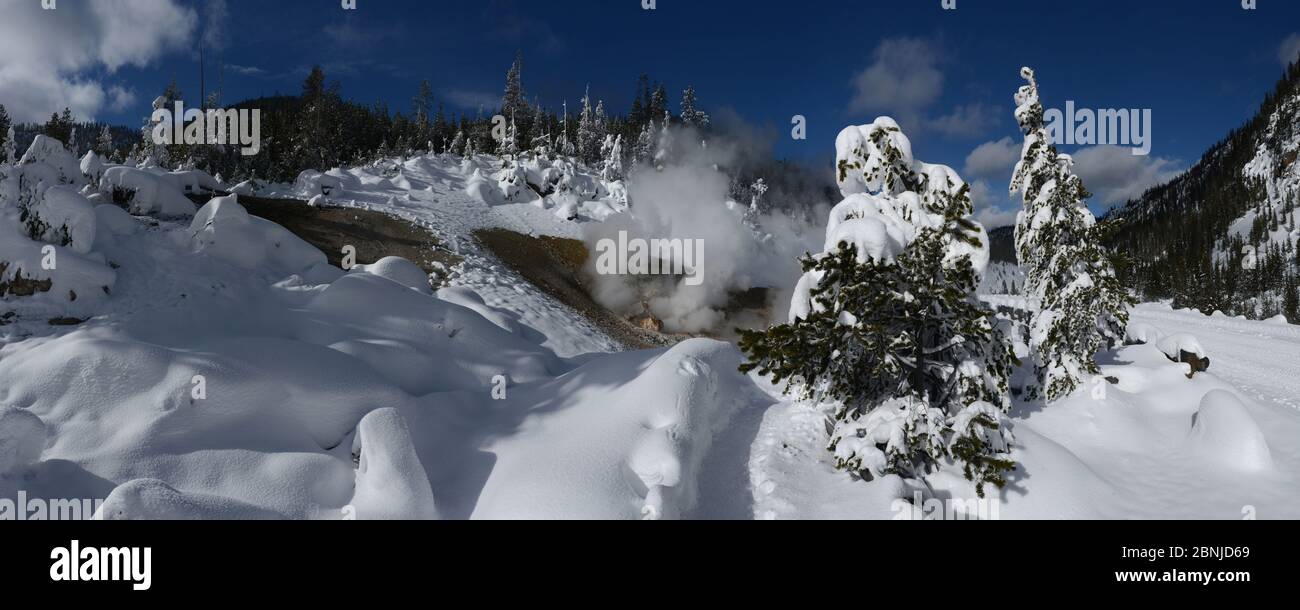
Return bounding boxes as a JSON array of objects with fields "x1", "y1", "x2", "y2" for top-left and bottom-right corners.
[{"x1": 2, "y1": 0, "x2": 1299, "y2": 223}]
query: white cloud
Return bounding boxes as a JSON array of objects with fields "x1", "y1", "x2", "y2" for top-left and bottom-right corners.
[
  {"x1": 931, "y1": 103, "x2": 1000, "y2": 138},
  {"x1": 963, "y1": 137, "x2": 1021, "y2": 181},
  {"x1": 847, "y1": 37, "x2": 998, "y2": 138},
  {"x1": 1280, "y1": 33, "x2": 1300, "y2": 67},
  {"x1": 0, "y1": 0, "x2": 196, "y2": 122},
  {"x1": 969, "y1": 179, "x2": 1018, "y2": 229},
  {"x1": 848, "y1": 37, "x2": 943, "y2": 133},
  {"x1": 1071, "y1": 145, "x2": 1183, "y2": 207}
]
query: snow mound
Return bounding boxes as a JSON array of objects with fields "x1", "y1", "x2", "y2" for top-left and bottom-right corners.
[
  {"x1": 1156, "y1": 333, "x2": 1207, "y2": 359},
  {"x1": 19, "y1": 135, "x2": 85, "y2": 187},
  {"x1": 464, "y1": 169, "x2": 504, "y2": 205},
  {"x1": 100, "y1": 166, "x2": 197, "y2": 218},
  {"x1": 96, "y1": 479, "x2": 287, "y2": 520},
  {"x1": 349, "y1": 408, "x2": 440, "y2": 520},
  {"x1": 161, "y1": 169, "x2": 226, "y2": 194},
  {"x1": 79, "y1": 152, "x2": 106, "y2": 185},
  {"x1": 352, "y1": 256, "x2": 431, "y2": 295},
  {"x1": 190, "y1": 194, "x2": 327, "y2": 276},
  {"x1": 93, "y1": 204, "x2": 139, "y2": 237},
  {"x1": 472, "y1": 339, "x2": 745, "y2": 520},
  {"x1": 294, "y1": 170, "x2": 344, "y2": 197},
  {"x1": 1125, "y1": 322, "x2": 1164, "y2": 345},
  {"x1": 32, "y1": 186, "x2": 97, "y2": 254},
  {"x1": 1188, "y1": 390, "x2": 1273, "y2": 471},
  {"x1": 0, "y1": 406, "x2": 46, "y2": 475}
]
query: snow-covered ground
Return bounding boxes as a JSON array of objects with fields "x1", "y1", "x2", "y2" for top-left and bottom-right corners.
[{"x1": 4, "y1": 137, "x2": 1299, "y2": 520}]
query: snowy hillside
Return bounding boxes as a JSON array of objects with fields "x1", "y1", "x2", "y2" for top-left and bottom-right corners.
[{"x1": 3, "y1": 125, "x2": 1300, "y2": 521}]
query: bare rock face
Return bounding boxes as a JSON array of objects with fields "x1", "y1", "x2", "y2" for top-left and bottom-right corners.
[{"x1": 637, "y1": 314, "x2": 664, "y2": 333}]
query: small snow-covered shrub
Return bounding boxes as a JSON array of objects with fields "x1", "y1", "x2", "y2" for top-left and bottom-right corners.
[{"x1": 100, "y1": 166, "x2": 197, "y2": 218}]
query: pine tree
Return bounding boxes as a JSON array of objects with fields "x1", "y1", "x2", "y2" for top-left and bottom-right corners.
[
  {"x1": 502, "y1": 51, "x2": 526, "y2": 121},
  {"x1": 680, "y1": 86, "x2": 710, "y2": 130},
  {"x1": 654, "y1": 110, "x2": 673, "y2": 169},
  {"x1": 1285, "y1": 273, "x2": 1300, "y2": 322},
  {"x1": 448, "y1": 130, "x2": 465, "y2": 156},
  {"x1": 96, "y1": 125, "x2": 114, "y2": 158},
  {"x1": 1010, "y1": 67, "x2": 1135, "y2": 401},
  {"x1": 4, "y1": 125, "x2": 15, "y2": 165},
  {"x1": 0, "y1": 104, "x2": 10, "y2": 162},
  {"x1": 601, "y1": 134, "x2": 624, "y2": 181},
  {"x1": 739, "y1": 118, "x2": 1017, "y2": 497},
  {"x1": 412, "y1": 80, "x2": 433, "y2": 148},
  {"x1": 44, "y1": 108, "x2": 75, "y2": 147},
  {"x1": 649, "y1": 83, "x2": 669, "y2": 122},
  {"x1": 634, "y1": 121, "x2": 655, "y2": 166},
  {"x1": 576, "y1": 87, "x2": 605, "y2": 166}
]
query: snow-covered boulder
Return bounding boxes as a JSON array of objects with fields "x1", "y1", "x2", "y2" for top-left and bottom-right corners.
[
  {"x1": 351, "y1": 256, "x2": 431, "y2": 295},
  {"x1": 18, "y1": 135, "x2": 86, "y2": 187},
  {"x1": 294, "y1": 170, "x2": 344, "y2": 197},
  {"x1": 96, "y1": 479, "x2": 287, "y2": 520},
  {"x1": 349, "y1": 408, "x2": 440, "y2": 520},
  {"x1": 100, "y1": 166, "x2": 197, "y2": 218},
  {"x1": 94, "y1": 203, "x2": 139, "y2": 237},
  {"x1": 0, "y1": 406, "x2": 46, "y2": 475},
  {"x1": 1188, "y1": 390, "x2": 1273, "y2": 471},
  {"x1": 190, "y1": 194, "x2": 327, "y2": 276},
  {"x1": 229, "y1": 179, "x2": 258, "y2": 196},
  {"x1": 1156, "y1": 333, "x2": 1210, "y2": 377},
  {"x1": 161, "y1": 169, "x2": 225, "y2": 194},
  {"x1": 1125, "y1": 321, "x2": 1165, "y2": 345}
]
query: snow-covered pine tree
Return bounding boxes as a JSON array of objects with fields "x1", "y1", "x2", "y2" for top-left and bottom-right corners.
[
  {"x1": 576, "y1": 87, "x2": 599, "y2": 166},
  {"x1": 448, "y1": 130, "x2": 466, "y2": 156},
  {"x1": 96, "y1": 125, "x2": 114, "y2": 158},
  {"x1": 4, "y1": 126, "x2": 15, "y2": 166},
  {"x1": 500, "y1": 116, "x2": 520, "y2": 158},
  {"x1": 680, "y1": 86, "x2": 710, "y2": 130},
  {"x1": 602, "y1": 134, "x2": 624, "y2": 181},
  {"x1": 502, "y1": 52, "x2": 526, "y2": 123},
  {"x1": 1010, "y1": 67, "x2": 1135, "y2": 401},
  {"x1": 634, "y1": 121, "x2": 655, "y2": 166},
  {"x1": 739, "y1": 118, "x2": 1017, "y2": 497},
  {"x1": 654, "y1": 110, "x2": 673, "y2": 169},
  {"x1": 0, "y1": 104, "x2": 10, "y2": 162}
]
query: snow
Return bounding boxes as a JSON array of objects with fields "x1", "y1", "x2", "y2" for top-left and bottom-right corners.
[
  {"x1": 96, "y1": 479, "x2": 287, "y2": 520},
  {"x1": 189, "y1": 194, "x2": 327, "y2": 276},
  {"x1": 350, "y1": 408, "x2": 440, "y2": 520},
  {"x1": 1188, "y1": 390, "x2": 1274, "y2": 472},
  {"x1": 36, "y1": 186, "x2": 98, "y2": 253},
  {"x1": 6, "y1": 142, "x2": 1300, "y2": 520},
  {"x1": 18, "y1": 135, "x2": 86, "y2": 188},
  {"x1": 1125, "y1": 321, "x2": 1164, "y2": 344},
  {"x1": 352, "y1": 255, "x2": 432, "y2": 295},
  {"x1": 1156, "y1": 332, "x2": 1208, "y2": 360},
  {"x1": 0, "y1": 406, "x2": 46, "y2": 475},
  {"x1": 100, "y1": 166, "x2": 198, "y2": 218}
]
